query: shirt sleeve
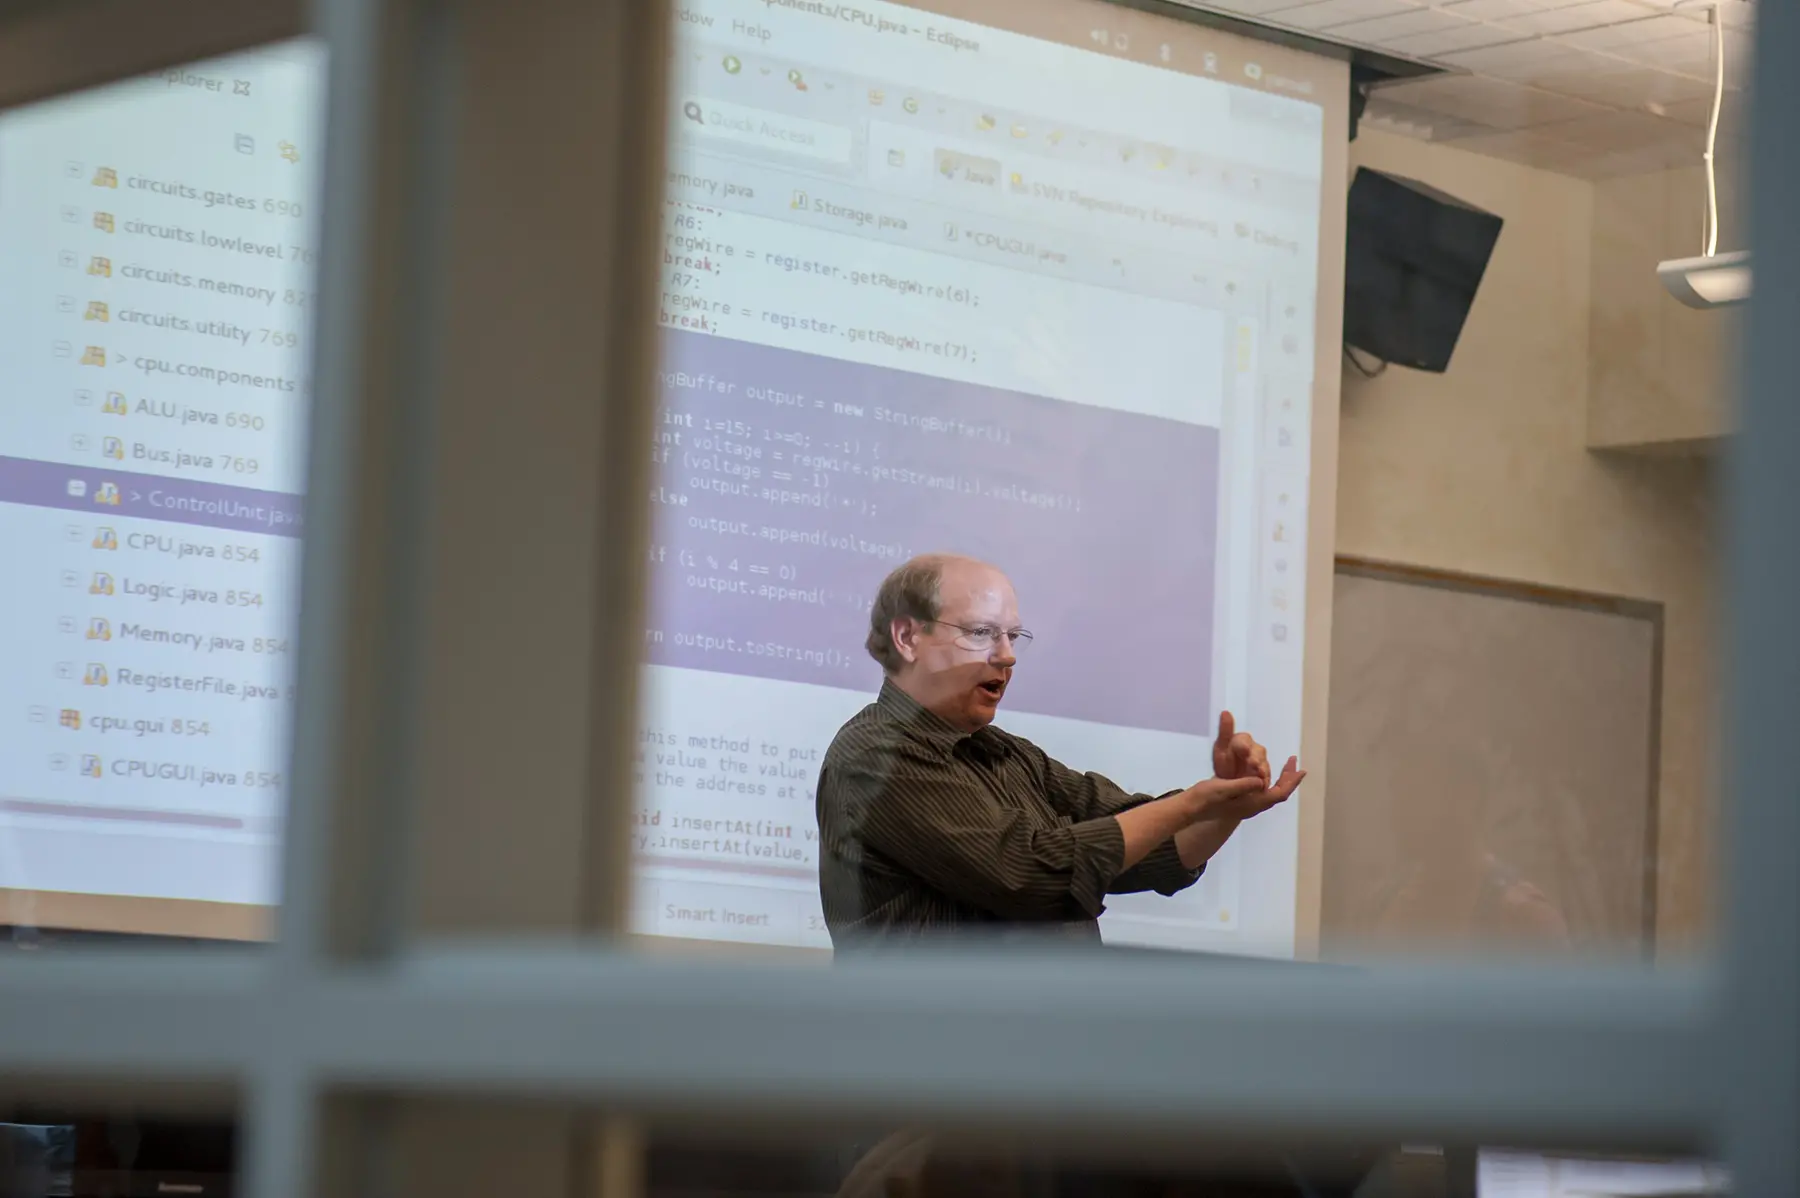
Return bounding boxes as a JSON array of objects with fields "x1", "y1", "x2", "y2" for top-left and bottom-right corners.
[
  {"x1": 837, "y1": 737, "x2": 1127, "y2": 921},
  {"x1": 1026, "y1": 740, "x2": 1204, "y2": 898}
]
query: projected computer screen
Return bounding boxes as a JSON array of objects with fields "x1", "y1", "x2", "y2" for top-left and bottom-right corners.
[
  {"x1": 633, "y1": 0, "x2": 1344, "y2": 955},
  {"x1": 0, "y1": 2, "x2": 1343, "y2": 956},
  {"x1": 0, "y1": 44, "x2": 324, "y2": 925}
]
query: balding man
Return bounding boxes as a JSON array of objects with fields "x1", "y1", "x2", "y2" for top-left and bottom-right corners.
[{"x1": 815, "y1": 554, "x2": 1304, "y2": 948}]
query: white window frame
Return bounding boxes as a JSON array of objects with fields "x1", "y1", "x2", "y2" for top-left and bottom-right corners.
[{"x1": 0, "y1": 0, "x2": 1793, "y2": 1195}]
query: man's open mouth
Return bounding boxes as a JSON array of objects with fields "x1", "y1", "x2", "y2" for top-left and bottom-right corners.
[{"x1": 977, "y1": 679, "x2": 1006, "y2": 698}]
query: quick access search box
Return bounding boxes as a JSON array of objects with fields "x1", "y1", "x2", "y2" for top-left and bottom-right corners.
[{"x1": 679, "y1": 97, "x2": 853, "y2": 164}]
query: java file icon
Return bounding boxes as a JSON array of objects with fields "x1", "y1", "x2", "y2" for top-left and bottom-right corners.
[
  {"x1": 92, "y1": 527, "x2": 117, "y2": 550},
  {"x1": 89, "y1": 572, "x2": 114, "y2": 596},
  {"x1": 102, "y1": 436, "x2": 124, "y2": 460},
  {"x1": 80, "y1": 345, "x2": 106, "y2": 366},
  {"x1": 93, "y1": 482, "x2": 120, "y2": 506},
  {"x1": 102, "y1": 391, "x2": 127, "y2": 415},
  {"x1": 83, "y1": 663, "x2": 108, "y2": 687},
  {"x1": 92, "y1": 166, "x2": 118, "y2": 188},
  {"x1": 80, "y1": 755, "x2": 103, "y2": 779},
  {"x1": 88, "y1": 255, "x2": 112, "y2": 278},
  {"x1": 93, "y1": 211, "x2": 114, "y2": 233},
  {"x1": 59, "y1": 709, "x2": 81, "y2": 731},
  {"x1": 85, "y1": 301, "x2": 109, "y2": 322},
  {"x1": 87, "y1": 618, "x2": 112, "y2": 642}
]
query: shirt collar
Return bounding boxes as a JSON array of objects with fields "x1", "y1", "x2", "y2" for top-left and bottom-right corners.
[{"x1": 876, "y1": 678, "x2": 1010, "y2": 763}]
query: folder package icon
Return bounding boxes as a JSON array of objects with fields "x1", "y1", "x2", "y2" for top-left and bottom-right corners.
[
  {"x1": 92, "y1": 166, "x2": 118, "y2": 188},
  {"x1": 80, "y1": 346, "x2": 106, "y2": 366}
]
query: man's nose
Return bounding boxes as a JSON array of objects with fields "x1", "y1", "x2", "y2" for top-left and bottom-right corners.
[{"x1": 988, "y1": 636, "x2": 1018, "y2": 667}]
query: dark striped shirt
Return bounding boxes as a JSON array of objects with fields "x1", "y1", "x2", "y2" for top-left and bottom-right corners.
[{"x1": 815, "y1": 680, "x2": 1202, "y2": 949}]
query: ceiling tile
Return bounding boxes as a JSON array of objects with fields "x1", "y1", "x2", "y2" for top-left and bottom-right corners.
[
  {"x1": 1619, "y1": 0, "x2": 1754, "y2": 22},
  {"x1": 1598, "y1": 65, "x2": 1720, "y2": 103},
  {"x1": 1533, "y1": 107, "x2": 1690, "y2": 151},
  {"x1": 1555, "y1": 13, "x2": 1705, "y2": 51},
  {"x1": 1622, "y1": 24, "x2": 1749, "y2": 71},
  {"x1": 1376, "y1": 73, "x2": 1612, "y2": 128},
  {"x1": 1624, "y1": 66, "x2": 1720, "y2": 104},
  {"x1": 1325, "y1": 6, "x2": 1473, "y2": 42},
  {"x1": 1380, "y1": 19, "x2": 1530, "y2": 55},
  {"x1": 1260, "y1": 0, "x2": 1422, "y2": 28},
  {"x1": 1510, "y1": 45, "x2": 1639, "y2": 85},
  {"x1": 1440, "y1": 0, "x2": 1566, "y2": 21},
  {"x1": 1572, "y1": 141, "x2": 1705, "y2": 177},
  {"x1": 1435, "y1": 36, "x2": 1591, "y2": 78},
  {"x1": 1362, "y1": 96, "x2": 1504, "y2": 139},
  {"x1": 1340, "y1": 0, "x2": 1757, "y2": 180},
  {"x1": 1655, "y1": 94, "x2": 1749, "y2": 159},
  {"x1": 1494, "y1": 0, "x2": 1659, "y2": 35},
  {"x1": 1430, "y1": 128, "x2": 1601, "y2": 170},
  {"x1": 1657, "y1": 88, "x2": 1748, "y2": 129},
  {"x1": 1529, "y1": 63, "x2": 1717, "y2": 108}
]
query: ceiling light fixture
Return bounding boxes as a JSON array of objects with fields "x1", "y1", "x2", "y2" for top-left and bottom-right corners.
[
  {"x1": 1658, "y1": 0, "x2": 1750, "y2": 309},
  {"x1": 1657, "y1": 249, "x2": 1752, "y2": 306}
]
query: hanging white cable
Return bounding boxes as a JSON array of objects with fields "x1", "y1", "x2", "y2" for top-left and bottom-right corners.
[
  {"x1": 1659, "y1": 1, "x2": 1750, "y2": 308},
  {"x1": 1702, "y1": 0, "x2": 1724, "y2": 257}
]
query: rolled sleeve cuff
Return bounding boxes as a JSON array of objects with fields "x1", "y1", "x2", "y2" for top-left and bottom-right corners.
[
  {"x1": 1127, "y1": 835, "x2": 1205, "y2": 897},
  {"x1": 1137, "y1": 834, "x2": 1209, "y2": 892},
  {"x1": 1068, "y1": 817, "x2": 1127, "y2": 918}
]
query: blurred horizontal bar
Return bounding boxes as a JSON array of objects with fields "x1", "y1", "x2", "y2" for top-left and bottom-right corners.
[
  {"x1": 0, "y1": 944, "x2": 1718, "y2": 1147},
  {"x1": 0, "y1": 949, "x2": 264, "y2": 1089},
  {"x1": 0, "y1": 0, "x2": 306, "y2": 115}
]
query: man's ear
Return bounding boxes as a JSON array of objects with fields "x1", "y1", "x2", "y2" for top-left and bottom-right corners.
[{"x1": 891, "y1": 618, "x2": 921, "y2": 664}]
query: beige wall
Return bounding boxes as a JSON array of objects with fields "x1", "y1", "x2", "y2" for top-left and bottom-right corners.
[
  {"x1": 1334, "y1": 130, "x2": 1720, "y2": 955},
  {"x1": 1589, "y1": 162, "x2": 1742, "y2": 449}
]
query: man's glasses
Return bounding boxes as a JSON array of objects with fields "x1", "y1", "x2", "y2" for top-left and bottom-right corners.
[{"x1": 935, "y1": 621, "x2": 1034, "y2": 655}]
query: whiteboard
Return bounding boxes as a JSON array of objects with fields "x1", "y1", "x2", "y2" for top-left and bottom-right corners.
[{"x1": 1321, "y1": 561, "x2": 1660, "y2": 959}]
